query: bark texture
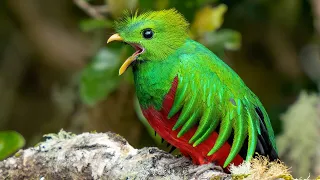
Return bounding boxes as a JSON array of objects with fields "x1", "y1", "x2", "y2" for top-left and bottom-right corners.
[{"x1": 0, "y1": 130, "x2": 229, "y2": 180}]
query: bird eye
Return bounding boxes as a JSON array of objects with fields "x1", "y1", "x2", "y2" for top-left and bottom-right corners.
[{"x1": 142, "y1": 29, "x2": 153, "y2": 39}]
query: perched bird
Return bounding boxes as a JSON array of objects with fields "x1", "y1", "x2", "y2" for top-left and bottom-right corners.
[{"x1": 107, "y1": 9, "x2": 278, "y2": 169}]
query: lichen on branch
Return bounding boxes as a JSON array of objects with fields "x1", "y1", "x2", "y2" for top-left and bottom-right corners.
[{"x1": 0, "y1": 130, "x2": 226, "y2": 180}]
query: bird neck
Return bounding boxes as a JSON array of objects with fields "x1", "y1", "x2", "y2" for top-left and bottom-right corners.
[
  {"x1": 131, "y1": 40, "x2": 195, "y2": 110},
  {"x1": 132, "y1": 57, "x2": 179, "y2": 110}
]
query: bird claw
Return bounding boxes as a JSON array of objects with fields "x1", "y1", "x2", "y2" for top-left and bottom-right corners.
[
  {"x1": 188, "y1": 162, "x2": 224, "y2": 176},
  {"x1": 168, "y1": 157, "x2": 192, "y2": 169}
]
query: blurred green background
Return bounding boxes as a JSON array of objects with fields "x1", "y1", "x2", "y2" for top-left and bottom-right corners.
[{"x1": 0, "y1": 0, "x2": 320, "y2": 178}]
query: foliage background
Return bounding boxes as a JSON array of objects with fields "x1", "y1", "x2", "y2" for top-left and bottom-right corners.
[{"x1": 0, "y1": 0, "x2": 319, "y2": 178}]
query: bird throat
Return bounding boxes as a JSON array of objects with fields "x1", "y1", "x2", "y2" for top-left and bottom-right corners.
[{"x1": 132, "y1": 58, "x2": 179, "y2": 111}]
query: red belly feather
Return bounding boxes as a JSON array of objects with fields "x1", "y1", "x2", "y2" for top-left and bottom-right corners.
[{"x1": 141, "y1": 76, "x2": 243, "y2": 170}]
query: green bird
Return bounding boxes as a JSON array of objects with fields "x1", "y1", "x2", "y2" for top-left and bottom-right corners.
[{"x1": 107, "y1": 9, "x2": 278, "y2": 169}]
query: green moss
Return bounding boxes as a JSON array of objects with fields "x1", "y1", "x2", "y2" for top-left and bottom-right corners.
[{"x1": 14, "y1": 151, "x2": 22, "y2": 158}]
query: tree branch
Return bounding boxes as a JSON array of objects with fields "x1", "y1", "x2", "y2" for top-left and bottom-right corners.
[
  {"x1": 73, "y1": 0, "x2": 106, "y2": 19},
  {"x1": 0, "y1": 130, "x2": 228, "y2": 179}
]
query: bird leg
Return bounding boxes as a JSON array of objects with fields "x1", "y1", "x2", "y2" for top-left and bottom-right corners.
[
  {"x1": 188, "y1": 162, "x2": 224, "y2": 176},
  {"x1": 168, "y1": 156, "x2": 192, "y2": 169}
]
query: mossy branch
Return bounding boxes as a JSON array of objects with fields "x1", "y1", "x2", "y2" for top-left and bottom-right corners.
[
  {"x1": 0, "y1": 130, "x2": 297, "y2": 180},
  {"x1": 0, "y1": 130, "x2": 226, "y2": 180}
]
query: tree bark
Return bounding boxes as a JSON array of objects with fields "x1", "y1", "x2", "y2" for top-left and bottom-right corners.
[{"x1": 0, "y1": 130, "x2": 229, "y2": 180}]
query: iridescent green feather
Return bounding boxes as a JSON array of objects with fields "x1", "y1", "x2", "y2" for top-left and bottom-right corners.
[
  {"x1": 167, "y1": 41, "x2": 277, "y2": 168},
  {"x1": 114, "y1": 9, "x2": 278, "y2": 168}
]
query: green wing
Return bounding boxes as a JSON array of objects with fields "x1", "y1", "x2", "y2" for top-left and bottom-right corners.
[{"x1": 167, "y1": 46, "x2": 277, "y2": 168}]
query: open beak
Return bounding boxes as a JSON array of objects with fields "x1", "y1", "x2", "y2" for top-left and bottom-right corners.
[
  {"x1": 107, "y1": 33, "x2": 144, "y2": 75},
  {"x1": 107, "y1": 33, "x2": 123, "y2": 43}
]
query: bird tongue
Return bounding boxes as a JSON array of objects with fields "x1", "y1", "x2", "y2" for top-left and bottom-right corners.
[{"x1": 119, "y1": 52, "x2": 139, "y2": 75}]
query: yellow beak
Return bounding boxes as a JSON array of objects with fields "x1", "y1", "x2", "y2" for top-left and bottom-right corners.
[
  {"x1": 107, "y1": 33, "x2": 137, "y2": 75},
  {"x1": 107, "y1": 33, "x2": 123, "y2": 43}
]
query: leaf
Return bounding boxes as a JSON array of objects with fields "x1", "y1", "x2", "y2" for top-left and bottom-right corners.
[
  {"x1": 190, "y1": 4, "x2": 228, "y2": 38},
  {"x1": 80, "y1": 47, "x2": 121, "y2": 105},
  {"x1": 204, "y1": 29, "x2": 242, "y2": 52},
  {"x1": 155, "y1": 0, "x2": 169, "y2": 10},
  {"x1": 79, "y1": 19, "x2": 113, "y2": 32},
  {"x1": 107, "y1": 0, "x2": 138, "y2": 18},
  {"x1": 0, "y1": 131, "x2": 25, "y2": 160},
  {"x1": 196, "y1": 0, "x2": 218, "y2": 6}
]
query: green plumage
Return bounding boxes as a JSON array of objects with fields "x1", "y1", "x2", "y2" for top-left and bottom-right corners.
[{"x1": 113, "y1": 9, "x2": 278, "y2": 168}]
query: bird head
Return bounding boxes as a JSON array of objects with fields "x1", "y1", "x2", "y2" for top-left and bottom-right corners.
[{"x1": 107, "y1": 9, "x2": 189, "y2": 75}]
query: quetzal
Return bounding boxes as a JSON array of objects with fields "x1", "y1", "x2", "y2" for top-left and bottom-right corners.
[{"x1": 107, "y1": 9, "x2": 278, "y2": 169}]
